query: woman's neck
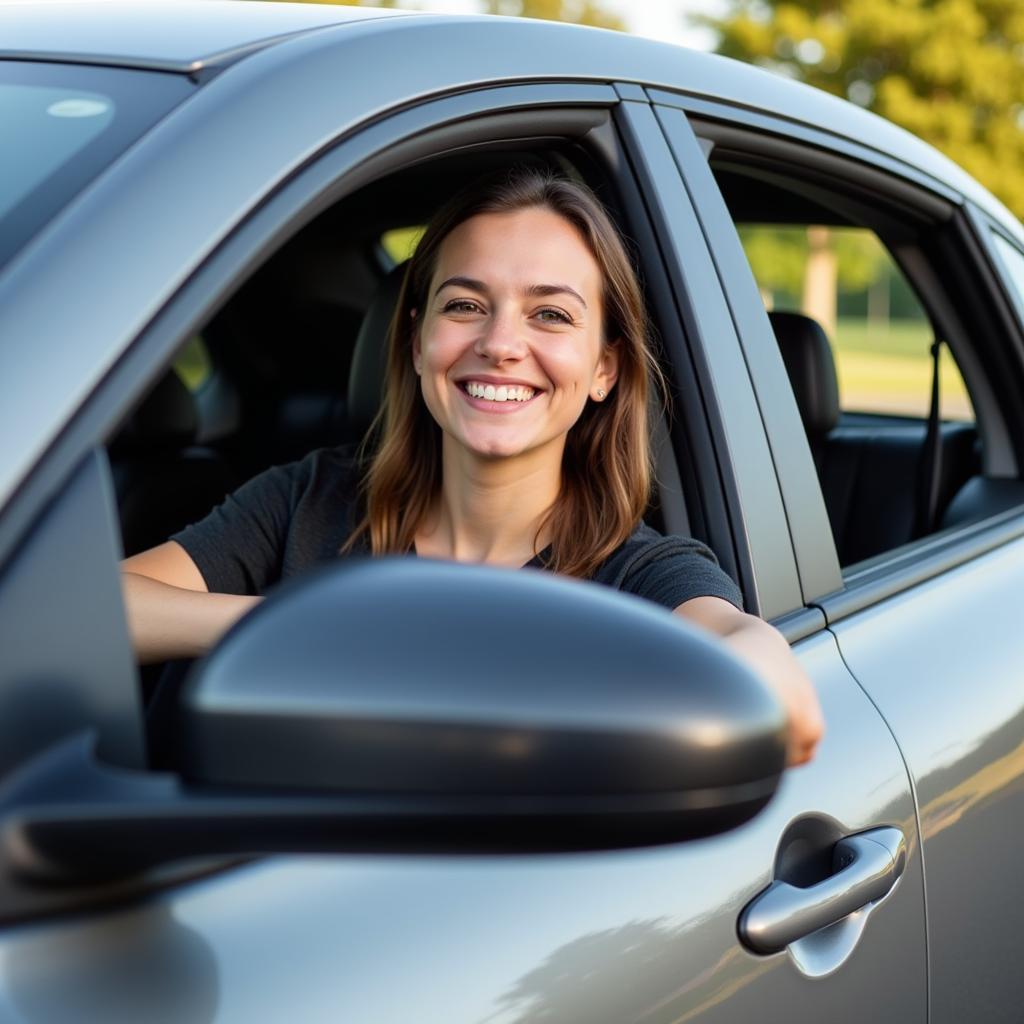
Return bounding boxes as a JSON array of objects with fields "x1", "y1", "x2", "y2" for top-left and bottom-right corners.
[{"x1": 415, "y1": 438, "x2": 563, "y2": 567}]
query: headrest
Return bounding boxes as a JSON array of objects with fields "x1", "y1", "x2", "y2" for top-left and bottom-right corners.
[
  {"x1": 347, "y1": 262, "x2": 409, "y2": 437},
  {"x1": 768, "y1": 311, "x2": 839, "y2": 436},
  {"x1": 118, "y1": 370, "x2": 197, "y2": 450}
]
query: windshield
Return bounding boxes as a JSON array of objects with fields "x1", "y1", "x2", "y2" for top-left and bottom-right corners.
[{"x1": 0, "y1": 61, "x2": 193, "y2": 272}]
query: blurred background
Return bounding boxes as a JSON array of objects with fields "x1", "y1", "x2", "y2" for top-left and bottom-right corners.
[{"x1": 278, "y1": 0, "x2": 1024, "y2": 418}]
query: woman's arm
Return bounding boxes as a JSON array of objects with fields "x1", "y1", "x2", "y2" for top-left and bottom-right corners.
[
  {"x1": 674, "y1": 596, "x2": 825, "y2": 767},
  {"x1": 121, "y1": 541, "x2": 261, "y2": 664}
]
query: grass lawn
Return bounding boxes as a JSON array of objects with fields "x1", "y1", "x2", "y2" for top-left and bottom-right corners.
[{"x1": 832, "y1": 319, "x2": 974, "y2": 420}]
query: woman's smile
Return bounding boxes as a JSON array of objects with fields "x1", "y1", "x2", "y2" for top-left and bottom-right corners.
[{"x1": 456, "y1": 376, "x2": 542, "y2": 412}]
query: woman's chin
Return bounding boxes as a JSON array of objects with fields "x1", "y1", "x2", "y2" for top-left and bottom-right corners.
[
  {"x1": 453, "y1": 429, "x2": 535, "y2": 461},
  {"x1": 469, "y1": 439, "x2": 529, "y2": 461}
]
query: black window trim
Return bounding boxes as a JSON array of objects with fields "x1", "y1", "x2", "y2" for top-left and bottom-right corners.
[
  {"x1": 646, "y1": 87, "x2": 963, "y2": 208},
  {"x1": 654, "y1": 103, "x2": 842, "y2": 609},
  {"x1": 616, "y1": 98, "x2": 805, "y2": 619}
]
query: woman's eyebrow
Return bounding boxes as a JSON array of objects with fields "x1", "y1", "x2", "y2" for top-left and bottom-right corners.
[
  {"x1": 527, "y1": 283, "x2": 587, "y2": 308},
  {"x1": 435, "y1": 276, "x2": 488, "y2": 298},
  {"x1": 434, "y1": 277, "x2": 587, "y2": 309}
]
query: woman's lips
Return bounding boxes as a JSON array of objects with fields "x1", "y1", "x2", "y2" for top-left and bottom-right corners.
[{"x1": 456, "y1": 380, "x2": 542, "y2": 412}]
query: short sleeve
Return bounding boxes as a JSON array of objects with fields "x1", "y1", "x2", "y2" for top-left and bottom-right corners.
[
  {"x1": 594, "y1": 524, "x2": 744, "y2": 612},
  {"x1": 170, "y1": 460, "x2": 300, "y2": 595}
]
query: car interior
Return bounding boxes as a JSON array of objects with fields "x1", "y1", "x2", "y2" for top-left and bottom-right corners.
[
  {"x1": 109, "y1": 144, "x2": 699, "y2": 564},
  {"x1": 107, "y1": 132, "x2": 1024, "y2": 721}
]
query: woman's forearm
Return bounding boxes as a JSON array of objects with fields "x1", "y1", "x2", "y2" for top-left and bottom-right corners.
[
  {"x1": 674, "y1": 597, "x2": 825, "y2": 766},
  {"x1": 716, "y1": 614, "x2": 824, "y2": 766},
  {"x1": 121, "y1": 571, "x2": 262, "y2": 664}
]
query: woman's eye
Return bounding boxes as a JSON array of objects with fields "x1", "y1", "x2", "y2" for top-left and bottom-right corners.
[
  {"x1": 443, "y1": 299, "x2": 483, "y2": 314},
  {"x1": 535, "y1": 308, "x2": 572, "y2": 325}
]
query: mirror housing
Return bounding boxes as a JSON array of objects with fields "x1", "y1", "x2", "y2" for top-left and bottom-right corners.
[
  {"x1": 1, "y1": 559, "x2": 788, "y2": 882},
  {"x1": 180, "y1": 558, "x2": 786, "y2": 844}
]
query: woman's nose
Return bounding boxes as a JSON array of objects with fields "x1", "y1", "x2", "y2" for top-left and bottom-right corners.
[{"x1": 474, "y1": 310, "x2": 527, "y2": 362}]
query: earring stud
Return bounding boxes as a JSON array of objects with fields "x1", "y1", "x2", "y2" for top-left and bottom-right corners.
[{"x1": 596, "y1": 388, "x2": 606, "y2": 399}]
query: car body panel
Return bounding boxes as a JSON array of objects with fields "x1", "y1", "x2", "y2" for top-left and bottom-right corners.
[
  {"x1": 2, "y1": 2, "x2": 1018, "y2": 229},
  {"x1": 828, "y1": 536, "x2": 1024, "y2": 1023},
  {"x1": 0, "y1": 633, "x2": 925, "y2": 1023}
]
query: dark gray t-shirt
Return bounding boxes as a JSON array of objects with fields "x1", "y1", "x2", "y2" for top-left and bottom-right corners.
[{"x1": 171, "y1": 446, "x2": 743, "y2": 611}]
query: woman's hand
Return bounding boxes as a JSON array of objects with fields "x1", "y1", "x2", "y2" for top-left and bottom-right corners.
[{"x1": 673, "y1": 596, "x2": 825, "y2": 767}]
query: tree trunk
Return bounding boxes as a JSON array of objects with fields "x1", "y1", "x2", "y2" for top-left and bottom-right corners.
[{"x1": 803, "y1": 226, "x2": 837, "y2": 339}]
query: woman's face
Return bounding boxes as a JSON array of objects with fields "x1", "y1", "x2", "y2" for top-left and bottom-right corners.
[{"x1": 412, "y1": 206, "x2": 619, "y2": 464}]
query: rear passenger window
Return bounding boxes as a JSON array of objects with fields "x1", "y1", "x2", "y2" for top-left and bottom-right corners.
[
  {"x1": 704, "y1": 152, "x2": 992, "y2": 568},
  {"x1": 738, "y1": 224, "x2": 974, "y2": 422}
]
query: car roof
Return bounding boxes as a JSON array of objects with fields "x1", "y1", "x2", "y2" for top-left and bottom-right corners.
[
  {"x1": 3, "y1": 0, "x2": 1019, "y2": 235},
  {"x1": 0, "y1": 1, "x2": 411, "y2": 73}
]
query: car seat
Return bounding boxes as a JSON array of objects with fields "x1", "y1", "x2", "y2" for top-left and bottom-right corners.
[
  {"x1": 769, "y1": 311, "x2": 979, "y2": 564},
  {"x1": 110, "y1": 370, "x2": 238, "y2": 557}
]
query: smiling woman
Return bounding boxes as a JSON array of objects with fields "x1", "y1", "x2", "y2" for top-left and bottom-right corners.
[
  {"x1": 355, "y1": 171, "x2": 648, "y2": 577},
  {"x1": 120, "y1": 167, "x2": 823, "y2": 766}
]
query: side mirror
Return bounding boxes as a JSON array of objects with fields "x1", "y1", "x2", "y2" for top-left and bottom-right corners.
[{"x1": 2, "y1": 559, "x2": 787, "y2": 881}]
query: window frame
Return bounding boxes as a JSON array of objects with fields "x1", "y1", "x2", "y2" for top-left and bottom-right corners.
[
  {"x1": 3, "y1": 81, "x2": 804, "y2": 621},
  {"x1": 652, "y1": 94, "x2": 1024, "y2": 620}
]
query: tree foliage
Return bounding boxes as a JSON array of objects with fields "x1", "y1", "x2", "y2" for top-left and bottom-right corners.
[
  {"x1": 739, "y1": 225, "x2": 887, "y2": 293},
  {"x1": 482, "y1": 0, "x2": 623, "y2": 30},
  {"x1": 343, "y1": 0, "x2": 623, "y2": 31},
  {"x1": 700, "y1": 0, "x2": 1024, "y2": 220}
]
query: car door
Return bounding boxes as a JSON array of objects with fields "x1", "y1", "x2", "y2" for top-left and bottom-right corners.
[
  {"x1": 0, "y1": 22, "x2": 925, "y2": 1024},
  {"x1": 654, "y1": 88, "x2": 1024, "y2": 1023}
]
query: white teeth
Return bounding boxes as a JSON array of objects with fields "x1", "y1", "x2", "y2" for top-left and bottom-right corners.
[{"x1": 464, "y1": 382, "x2": 535, "y2": 402}]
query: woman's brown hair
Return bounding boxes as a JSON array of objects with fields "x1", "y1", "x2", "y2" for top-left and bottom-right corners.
[{"x1": 345, "y1": 166, "x2": 663, "y2": 579}]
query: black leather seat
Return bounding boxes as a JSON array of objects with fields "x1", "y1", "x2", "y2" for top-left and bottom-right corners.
[
  {"x1": 345, "y1": 261, "x2": 408, "y2": 440},
  {"x1": 769, "y1": 311, "x2": 980, "y2": 565},
  {"x1": 111, "y1": 371, "x2": 237, "y2": 557}
]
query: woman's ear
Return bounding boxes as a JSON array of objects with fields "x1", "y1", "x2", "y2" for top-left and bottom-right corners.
[{"x1": 591, "y1": 338, "x2": 621, "y2": 401}]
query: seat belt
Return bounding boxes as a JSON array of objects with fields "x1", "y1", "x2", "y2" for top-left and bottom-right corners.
[{"x1": 915, "y1": 338, "x2": 944, "y2": 538}]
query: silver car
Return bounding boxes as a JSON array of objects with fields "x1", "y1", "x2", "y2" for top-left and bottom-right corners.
[{"x1": 2, "y1": 3, "x2": 1023, "y2": 1021}]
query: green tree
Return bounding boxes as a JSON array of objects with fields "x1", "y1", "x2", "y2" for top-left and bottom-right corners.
[
  {"x1": 483, "y1": 0, "x2": 623, "y2": 30},
  {"x1": 700, "y1": 0, "x2": 1024, "y2": 220},
  {"x1": 334, "y1": 0, "x2": 623, "y2": 30}
]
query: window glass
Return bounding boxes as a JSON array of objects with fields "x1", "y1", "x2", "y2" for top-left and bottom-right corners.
[
  {"x1": 738, "y1": 224, "x2": 973, "y2": 421},
  {"x1": 380, "y1": 226, "x2": 424, "y2": 263},
  {"x1": 172, "y1": 335, "x2": 212, "y2": 392},
  {"x1": 0, "y1": 62, "x2": 193, "y2": 273}
]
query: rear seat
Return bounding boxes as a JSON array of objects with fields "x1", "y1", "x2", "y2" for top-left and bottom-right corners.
[{"x1": 769, "y1": 311, "x2": 980, "y2": 565}]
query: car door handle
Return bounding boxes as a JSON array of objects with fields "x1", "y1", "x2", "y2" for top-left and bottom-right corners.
[{"x1": 738, "y1": 826, "x2": 906, "y2": 955}]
